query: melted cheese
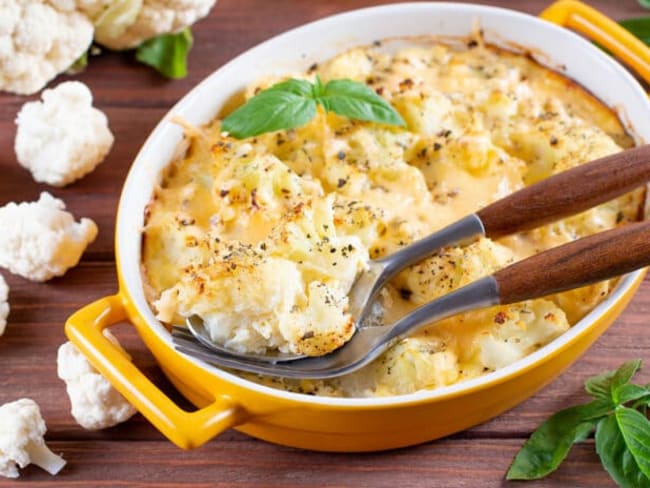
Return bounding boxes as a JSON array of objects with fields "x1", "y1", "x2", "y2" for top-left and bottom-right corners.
[{"x1": 142, "y1": 38, "x2": 642, "y2": 397}]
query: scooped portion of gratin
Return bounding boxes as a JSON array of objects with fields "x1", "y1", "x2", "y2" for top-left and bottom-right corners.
[{"x1": 142, "y1": 37, "x2": 643, "y2": 396}]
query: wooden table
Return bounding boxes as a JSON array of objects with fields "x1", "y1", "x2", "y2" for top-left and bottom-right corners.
[{"x1": 1, "y1": 1, "x2": 648, "y2": 486}]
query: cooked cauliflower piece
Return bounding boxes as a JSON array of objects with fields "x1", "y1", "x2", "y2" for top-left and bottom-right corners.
[
  {"x1": 0, "y1": 275, "x2": 8, "y2": 337},
  {"x1": 343, "y1": 337, "x2": 461, "y2": 397},
  {"x1": 57, "y1": 332, "x2": 137, "y2": 430},
  {"x1": 0, "y1": 192, "x2": 98, "y2": 282},
  {"x1": 0, "y1": 1, "x2": 93, "y2": 95},
  {"x1": 0, "y1": 398, "x2": 66, "y2": 478},
  {"x1": 155, "y1": 217, "x2": 363, "y2": 356},
  {"x1": 87, "y1": 0, "x2": 217, "y2": 50},
  {"x1": 478, "y1": 300, "x2": 570, "y2": 370},
  {"x1": 394, "y1": 238, "x2": 515, "y2": 305},
  {"x1": 15, "y1": 81, "x2": 114, "y2": 187}
]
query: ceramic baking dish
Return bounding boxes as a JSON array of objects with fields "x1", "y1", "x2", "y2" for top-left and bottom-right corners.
[{"x1": 66, "y1": 0, "x2": 650, "y2": 451}]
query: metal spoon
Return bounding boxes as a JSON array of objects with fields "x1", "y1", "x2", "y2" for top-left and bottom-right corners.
[
  {"x1": 174, "y1": 219, "x2": 650, "y2": 378},
  {"x1": 174, "y1": 144, "x2": 650, "y2": 369}
]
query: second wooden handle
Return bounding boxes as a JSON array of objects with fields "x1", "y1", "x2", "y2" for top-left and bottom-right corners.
[{"x1": 494, "y1": 220, "x2": 650, "y2": 305}]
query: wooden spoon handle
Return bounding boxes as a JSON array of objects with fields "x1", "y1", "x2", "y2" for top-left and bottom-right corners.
[
  {"x1": 494, "y1": 220, "x2": 650, "y2": 305},
  {"x1": 477, "y1": 145, "x2": 650, "y2": 239}
]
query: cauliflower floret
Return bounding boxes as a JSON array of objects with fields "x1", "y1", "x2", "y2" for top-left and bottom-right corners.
[
  {"x1": 88, "y1": 0, "x2": 217, "y2": 50},
  {"x1": 0, "y1": 192, "x2": 98, "y2": 282},
  {"x1": 0, "y1": 274, "x2": 8, "y2": 337},
  {"x1": 478, "y1": 300, "x2": 570, "y2": 371},
  {"x1": 15, "y1": 81, "x2": 114, "y2": 187},
  {"x1": 155, "y1": 240, "x2": 356, "y2": 356},
  {"x1": 0, "y1": 398, "x2": 66, "y2": 478},
  {"x1": 395, "y1": 237, "x2": 514, "y2": 305},
  {"x1": 339, "y1": 337, "x2": 460, "y2": 397},
  {"x1": 0, "y1": 1, "x2": 93, "y2": 95},
  {"x1": 57, "y1": 332, "x2": 137, "y2": 430}
]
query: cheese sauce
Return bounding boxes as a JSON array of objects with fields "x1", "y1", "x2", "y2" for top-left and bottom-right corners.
[{"x1": 142, "y1": 38, "x2": 642, "y2": 397}]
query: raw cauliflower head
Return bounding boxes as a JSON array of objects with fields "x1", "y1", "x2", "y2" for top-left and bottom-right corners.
[
  {"x1": 0, "y1": 398, "x2": 66, "y2": 478},
  {"x1": 0, "y1": 1, "x2": 93, "y2": 95},
  {"x1": 0, "y1": 192, "x2": 98, "y2": 282},
  {"x1": 15, "y1": 81, "x2": 114, "y2": 187},
  {"x1": 0, "y1": 274, "x2": 8, "y2": 337},
  {"x1": 57, "y1": 332, "x2": 137, "y2": 430},
  {"x1": 87, "y1": 0, "x2": 217, "y2": 50}
]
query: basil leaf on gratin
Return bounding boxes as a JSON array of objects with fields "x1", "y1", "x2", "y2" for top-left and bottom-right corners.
[
  {"x1": 318, "y1": 79, "x2": 406, "y2": 127},
  {"x1": 221, "y1": 77, "x2": 405, "y2": 139},
  {"x1": 221, "y1": 79, "x2": 317, "y2": 138},
  {"x1": 135, "y1": 28, "x2": 193, "y2": 79},
  {"x1": 638, "y1": 0, "x2": 650, "y2": 10}
]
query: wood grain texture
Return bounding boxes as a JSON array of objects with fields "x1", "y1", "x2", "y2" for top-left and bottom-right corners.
[{"x1": 0, "y1": 0, "x2": 648, "y2": 486}]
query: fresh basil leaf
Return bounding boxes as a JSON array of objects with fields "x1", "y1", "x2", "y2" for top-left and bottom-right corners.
[
  {"x1": 585, "y1": 360, "x2": 642, "y2": 401},
  {"x1": 222, "y1": 77, "x2": 405, "y2": 139},
  {"x1": 615, "y1": 384, "x2": 650, "y2": 405},
  {"x1": 222, "y1": 89, "x2": 317, "y2": 138},
  {"x1": 311, "y1": 75, "x2": 325, "y2": 98},
  {"x1": 263, "y1": 79, "x2": 314, "y2": 97},
  {"x1": 135, "y1": 28, "x2": 193, "y2": 79},
  {"x1": 616, "y1": 406, "x2": 650, "y2": 479},
  {"x1": 506, "y1": 400, "x2": 610, "y2": 480},
  {"x1": 638, "y1": 1, "x2": 650, "y2": 10},
  {"x1": 620, "y1": 18, "x2": 650, "y2": 45},
  {"x1": 319, "y1": 79, "x2": 406, "y2": 127},
  {"x1": 596, "y1": 414, "x2": 650, "y2": 488}
]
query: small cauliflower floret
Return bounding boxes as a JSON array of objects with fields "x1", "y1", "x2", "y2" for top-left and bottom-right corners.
[
  {"x1": 392, "y1": 91, "x2": 456, "y2": 138},
  {"x1": 318, "y1": 47, "x2": 378, "y2": 83},
  {"x1": 157, "y1": 246, "x2": 355, "y2": 356},
  {"x1": 0, "y1": 398, "x2": 66, "y2": 479},
  {"x1": 508, "y1": 117, "x2": 621, "y2": 185},
  {"x1": 342, "y1": 337, "x2": 460, "y2": 396},
  {"x1": 0, "y1": 274, "x2": 8, "y2": 337},
  {"x1": 15, "y1": 81, "x2": 114, "y2": 187},
  {"x1": 88, "y1": 0, "x2": 217, "y2": 50},
  {"x1": 396, "y1": 238, "x2": 514, "y2": 305},
  {"x1": 0, "y1": 192, "x2": 98, "y2": 281},
  {"x1": 57, "y1": 333, "x2": 137, "y2": 430},
  {"x1": 287, "y1": 281, "x2": 354, "y2": 356},
  {"x1": 478, "y1": 300, "x2": 569, "y2": 371},
  {"x1": 157, "y1": 253, "x2": 306, "y2": 353},
  {"x1": 0, "y1": 1, "x2": 93, "y2": 95},
  {"x1": 270, "y1": 196, "x2": 368, "y2": 288}
]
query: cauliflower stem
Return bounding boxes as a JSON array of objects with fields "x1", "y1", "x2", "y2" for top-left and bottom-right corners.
[{"x1": 23, "y1": 441, "x2": 66, "y2": 477}]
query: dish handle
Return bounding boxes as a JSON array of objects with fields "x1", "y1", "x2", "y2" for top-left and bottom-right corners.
[
  {"x1": 541, "y1": 0, "x2": 650, "y2": 84},
  {"x1": 65, "y1": 294, "x2": 242, "y2": 449}
]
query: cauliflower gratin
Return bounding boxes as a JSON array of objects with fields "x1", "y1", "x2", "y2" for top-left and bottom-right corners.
[{"x1": 142, "y1": 38, "x2": 643, "y2": 397}]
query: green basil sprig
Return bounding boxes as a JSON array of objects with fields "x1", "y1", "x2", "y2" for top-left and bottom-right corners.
[
  {"x1": 639, "y1": 0, "x2": 650, "y2": 9},
  {"x1": 507, "y1": 360, "x2": 650, "y2": 487},
  {"x1": 135, "y1": 28, "x2": 193, "y2": 79},
  {"x1": 221, "y1": 77, "x2": 406, "y2": 139}
]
